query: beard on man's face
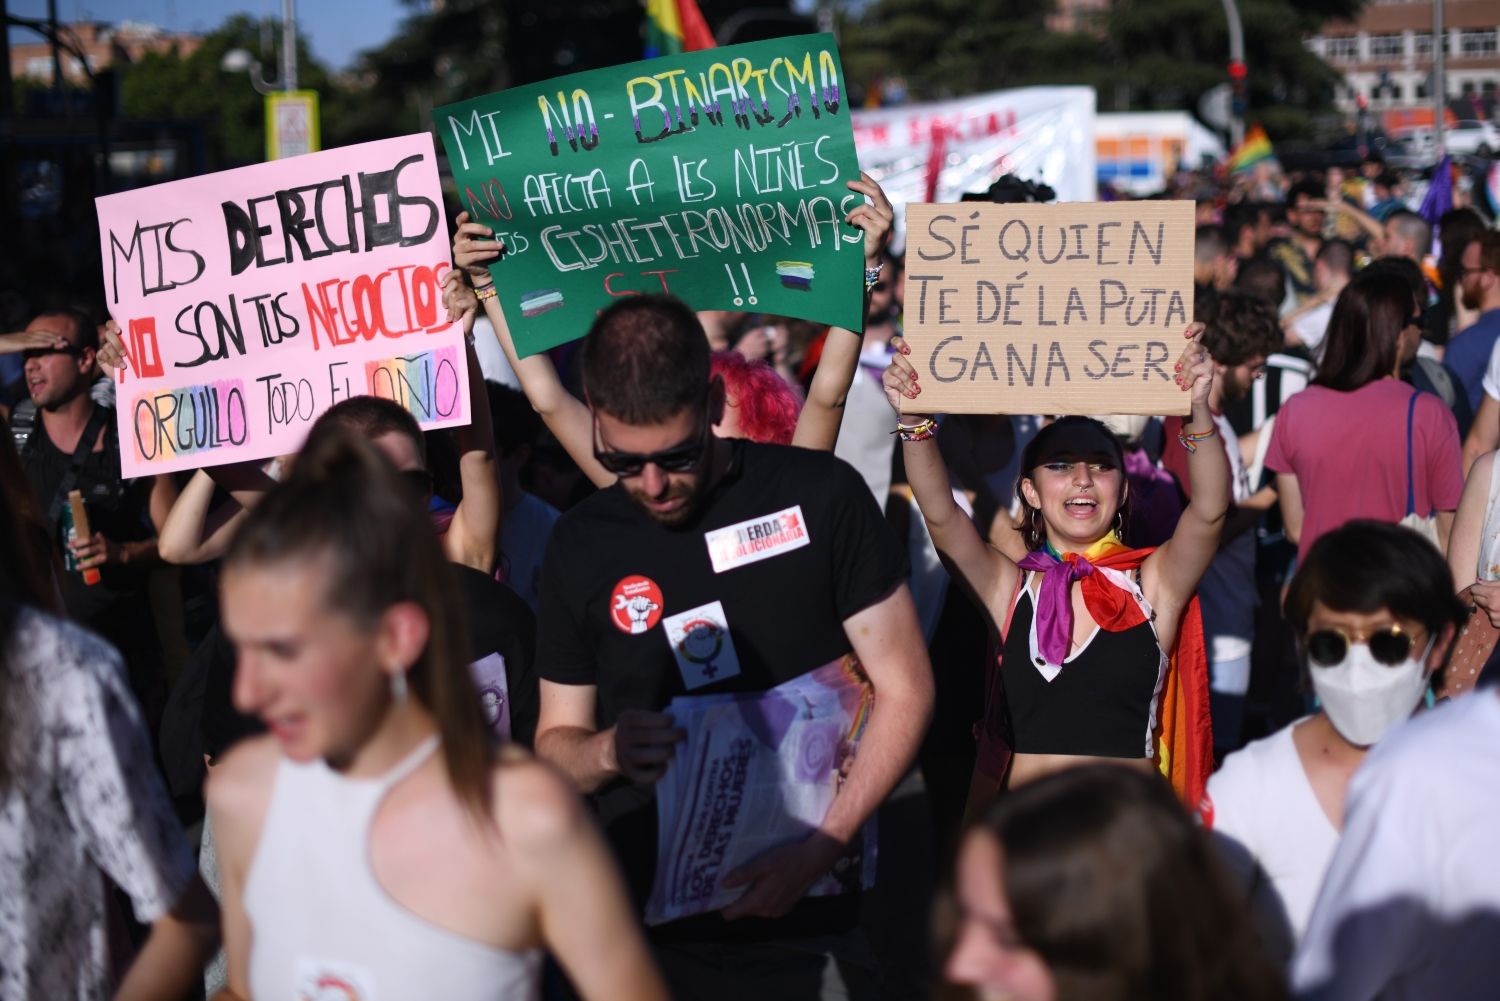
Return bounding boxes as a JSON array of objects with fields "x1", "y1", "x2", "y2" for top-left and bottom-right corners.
[
  {"x1": 625, "y1": 475, "x2": 702, "y2": 527},
  {"x1": 1462, "y1": 282, "x2": 1484, "y2": 312}
]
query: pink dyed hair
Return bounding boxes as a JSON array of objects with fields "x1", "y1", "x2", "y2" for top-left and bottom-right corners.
[{"x1": 710, "y1": 349, "x2": 802, "y2": 445}]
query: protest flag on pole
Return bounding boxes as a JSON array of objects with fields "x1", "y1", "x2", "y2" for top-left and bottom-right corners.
[
  {"x1": 1228, "y1": 123, "x2": 1275, "y2": 173},
  {"x1": 644, "y1": 0, "x2": 716, "y2": 58}
]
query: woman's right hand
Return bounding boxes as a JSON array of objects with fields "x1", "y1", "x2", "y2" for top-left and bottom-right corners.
[
  {"x1": 881, "y1": 335, "x2": 931, "y2": 417},
  {"x1": 1470, "y1": 580, "x2": 1500, "y2": 628},
  {"x1": 441, "y1": 269, "x2": 479, "y2": 335},
  {"x1": 453, "y1": 210, "x2": 504, "y2": 284}
]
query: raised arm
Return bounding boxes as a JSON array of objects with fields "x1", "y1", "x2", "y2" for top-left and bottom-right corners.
[
  {"x1": 881, "y1": 336, "x2": 1019, "y2": 620},
  {"x1": 440, "y1": 282, "x2": 501, "y2": 573},
  {"x1": 158, "y1": 469, "x2": 250, "y2": 565},
  {"x1": 1145, "y1": 329, "x2": 1230, "y2": 619},
  {"x1": 451, "y1": 213, "x2": 613, "y2": 488},
  {"x1": 793, "y1": 173, "x2": 894, "y2": 451},
  {"x1": 1320, "y1": 197, "x2": 1384, "y2": 248}
]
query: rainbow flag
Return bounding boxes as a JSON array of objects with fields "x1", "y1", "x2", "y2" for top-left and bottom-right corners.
[
  {"x1": 645, "y1": 0, "x2": 715, "y2": 58},
  {"x1": 1229, "y1": 124, "x2": 1276, "y2": 173}
]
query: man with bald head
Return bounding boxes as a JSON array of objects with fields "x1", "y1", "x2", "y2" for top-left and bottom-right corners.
[{"x1": 1383, "y1": 209, "x2": 1432, "y2": 266}]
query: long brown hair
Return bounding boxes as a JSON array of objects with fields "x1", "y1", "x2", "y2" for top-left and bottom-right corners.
[
  {"x1": 222, "y1": 424, "x2": 492, "y2": 818},
  {"x1": 1313, "y1": 269, "x2": 1411, "y2": 392},
  {"x1": 941, "y1": 766, "x2": 1286, "y2": 1001}
]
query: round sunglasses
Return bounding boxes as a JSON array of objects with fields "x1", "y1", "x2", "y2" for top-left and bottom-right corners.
[{"x1": 1305, "y1": 624, "x2": 1418, "y2": 668}]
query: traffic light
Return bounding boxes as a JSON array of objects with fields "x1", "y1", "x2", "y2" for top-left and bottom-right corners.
[{"x1": 1229, "y1": 60, "x2": 1248, "y2": 117}]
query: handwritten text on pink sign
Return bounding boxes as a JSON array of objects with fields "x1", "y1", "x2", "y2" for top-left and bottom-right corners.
[{"x1": 95, "y1": 133, "x2": 469, "y2": 477}]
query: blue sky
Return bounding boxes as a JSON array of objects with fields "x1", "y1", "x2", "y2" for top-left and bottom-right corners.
[{"x1": 9, "y1": 0, "x2": 411, "y2": 71}]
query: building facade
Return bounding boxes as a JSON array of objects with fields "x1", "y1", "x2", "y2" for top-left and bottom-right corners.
[
  {"x1": 1306, "y1": 0, "x2": 1500, "y2": 116},
  {"x1": 10, "y1": 21, "x2": 201, "y2": 86}
]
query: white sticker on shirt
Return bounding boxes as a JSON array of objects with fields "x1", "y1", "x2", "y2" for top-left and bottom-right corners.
[
  {"x1": 468, "y1": 652, "x2": 511, "y2": 742},
  {"x1": 295, "y1": 956, "x2": 377, "y2": 1001},
  {"x1": 704, "y1": 505, "x2": 810, "y2": 574},
  {"x1": 662, "y1": 600, "x2": 741, "y2": 690}
]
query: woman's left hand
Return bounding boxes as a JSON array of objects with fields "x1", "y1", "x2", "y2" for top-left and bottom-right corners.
[
  {"x1": 1173, "y1": 322, "x2": 1214, "y2": 409},
  {"x1": 845, "y1": 171, "x2": 894, "y2": 267}
]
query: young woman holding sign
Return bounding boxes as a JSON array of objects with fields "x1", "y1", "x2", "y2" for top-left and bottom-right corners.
[
  {"x1": 881, "y1": 325, "x2": 1226, "y2": 809},
  {"x1": 204, "y1": 425, "x2": 665, "y2": 1001}
]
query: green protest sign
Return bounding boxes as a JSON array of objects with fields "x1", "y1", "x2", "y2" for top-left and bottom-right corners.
[{"x1": 434, "y1": 34, "x2": 865, "y2": 357}]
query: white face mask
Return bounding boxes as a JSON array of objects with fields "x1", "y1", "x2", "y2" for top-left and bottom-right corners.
[{"x1": 1310, "y1": 639, "x2": 1433, "y2": 747}]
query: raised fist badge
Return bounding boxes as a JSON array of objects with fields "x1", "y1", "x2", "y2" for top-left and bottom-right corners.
[
  {"x1": 609, "y1": 575, "x2": 665, "y2": 634},
  {"x1": 619, "y1": 593, "x2": 660, "y2": 634}
]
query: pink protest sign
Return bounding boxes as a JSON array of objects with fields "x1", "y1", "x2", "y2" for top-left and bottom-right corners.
[{"x1": 94, "y1": 133, "x2": 468, "y2": 478}]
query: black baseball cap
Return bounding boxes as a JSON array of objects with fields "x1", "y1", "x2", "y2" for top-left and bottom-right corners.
[{"x1": 1022, "y1": 416, "x2": 1125, "y2": 471}]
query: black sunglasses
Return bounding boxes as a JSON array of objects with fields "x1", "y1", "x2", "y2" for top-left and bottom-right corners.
[
  {"x1": 1305, "y1": 625, "x2": 1415, "y2": 668},
  {"x1": 593, "y1": 409, "x2": 710, "y2": 478}
]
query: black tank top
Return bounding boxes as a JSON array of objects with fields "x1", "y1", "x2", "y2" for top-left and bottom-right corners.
[{"x1": 998, "y1": 578, "x2": 1165, "y2": 758}]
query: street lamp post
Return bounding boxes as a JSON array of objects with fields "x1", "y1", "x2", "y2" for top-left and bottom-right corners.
[
  {"x1": 221, "y1": 0, "x2": 297, "y2": 94},
  {"x1": 280, "y1": 0, "x2": 297, "y2": 92},
  {"x1": 1221, "y1": 0, "x2": 1245, "y2": 148}
]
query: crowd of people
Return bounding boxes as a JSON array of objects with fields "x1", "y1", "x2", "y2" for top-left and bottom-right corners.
[{"x1": 2, "y1": 152, "x2": 1499, "y2": 1001}]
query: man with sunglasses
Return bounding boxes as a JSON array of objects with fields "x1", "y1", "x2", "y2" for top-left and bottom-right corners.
[
  {"x1": 1204, "y1": 521, "x2": 1464, "y2": 963},
  {"x1": 18, "y1": 307, "x2": 179, "y2": 722},
  {"x1": 534, "y1": 294, "x2": 934, "y2": 1000}
]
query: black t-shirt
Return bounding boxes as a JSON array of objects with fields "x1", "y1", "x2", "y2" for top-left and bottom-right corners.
[
  {"x1": 22, "y1": 406, "x2": 158, "y2": 648},
  {"x1": 536, "y1": 440, "x2": 908, "y2": 942}
]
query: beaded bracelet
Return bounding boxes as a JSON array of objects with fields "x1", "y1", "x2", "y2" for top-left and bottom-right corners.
[
  {"x1": 1178, "y1": 425, "x2": 1219, "y2": 454},
  {"x1": 893, "y1": 417, "x2": 938, "y2": 442},
  {"x1": 865, "y1": 266, "x2": 883, "y2": 292},
  {"x1": 475, "y1": 284, "x2": 499, "y2": 303}
]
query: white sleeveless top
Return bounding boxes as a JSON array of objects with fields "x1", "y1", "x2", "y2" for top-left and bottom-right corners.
[
  {"x1": 244, "y1": 736, "x2": 542, "y2": 1000},
  {"x1": 1478, "y1": 456, "x2": 1500, "y2": 582}
]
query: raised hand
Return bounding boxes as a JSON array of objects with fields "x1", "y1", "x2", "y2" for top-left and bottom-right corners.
[
  {"x1": 880, "y1": 335, "x2": 928, "y2": 417},
  {"x1": 845, "y1": 171, "x2": 895, "y2": 267},
  {"x1": 440, "y1": 269, "x2": 479, "y2": 336},
  {"x1": 96, "y1": 320, "x2": 129, "y2": 374},
  {"x1": 1173, "y1": 322, "x2": 1215, "y2": 410},
  {"x1": 453, "y1": 210, "x2": 505, "y2": 284}
]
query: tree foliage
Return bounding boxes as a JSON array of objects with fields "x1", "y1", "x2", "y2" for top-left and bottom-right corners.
[
  {"x1": 118, "y1": 15, "x2": 339, "y2": 166},
  {"x1": 838, "y1": 0, "x2": 1368, "y2": 138}
]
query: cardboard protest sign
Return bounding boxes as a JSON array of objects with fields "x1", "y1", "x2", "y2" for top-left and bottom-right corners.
[
  {"x1": 435, "y1": 33, "x2": 865, "y2": 358},
  {"x1": 900, "y1": 201, "x2": 1194, "y2": 416},
  {"x1": 95, "y1": 134, "x2": 468, "y2": 479}
]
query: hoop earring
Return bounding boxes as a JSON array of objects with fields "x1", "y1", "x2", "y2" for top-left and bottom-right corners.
[
  {"x1": 1028, "y1": 504, "x2": 1043, "y2": 546},
  {"x1": 391, "y1": 669, "x2": 408, "y2": 706},
  {"x1": 1113, "y1": 509, "x2": 1125, "y2": 540}
]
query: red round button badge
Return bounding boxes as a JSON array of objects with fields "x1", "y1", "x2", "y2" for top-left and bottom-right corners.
[{"x1": 610, "y1": 575, "x2": 664, "y2": 635}]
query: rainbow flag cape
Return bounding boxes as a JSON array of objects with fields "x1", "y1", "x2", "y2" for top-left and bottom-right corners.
[
  {"x1": 1229, "y1": 124, "x2": 1277, "y2": 174},
  {"x1": 644, "y1": 0, "x2": 715, "y2": 58},
  {"x1": 969, "y1": 542, "x2": 1214, "y2": 812}
]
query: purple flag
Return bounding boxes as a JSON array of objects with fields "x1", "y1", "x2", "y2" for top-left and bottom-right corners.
[{"x1": 1420, "y1": 155, "x2": 1454, "y2": 255}]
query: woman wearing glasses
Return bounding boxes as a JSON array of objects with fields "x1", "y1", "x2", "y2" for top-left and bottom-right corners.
[
  {"x1": 1266, "y1": 267, "x2": 1464, "y2": 560},
  {"x1": 1204, "y1": 520, "x2": 1463, "y2": 960}
]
